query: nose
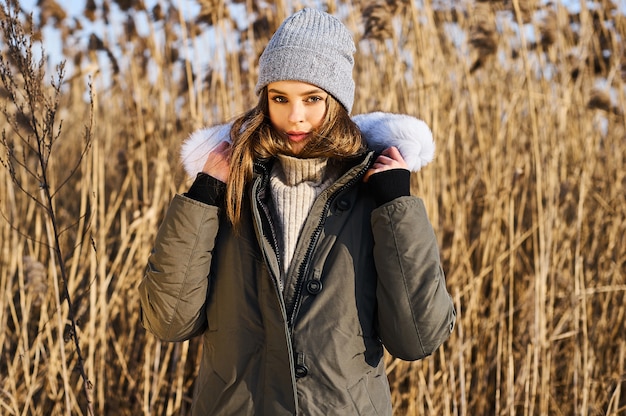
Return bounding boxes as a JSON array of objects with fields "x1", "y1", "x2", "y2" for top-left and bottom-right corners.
[{"x1": 287, "y1": 101, "x2": 305, "y2": 123}]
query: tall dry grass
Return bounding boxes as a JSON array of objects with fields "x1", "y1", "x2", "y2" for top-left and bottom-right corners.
[{"x1": 1, "y1": 0, "x2": 624, "y2": 414}]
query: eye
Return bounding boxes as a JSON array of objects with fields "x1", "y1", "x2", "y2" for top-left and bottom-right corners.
[
  {"x1": 305, "y1": 95, "x2": 324, "y2": 103},
  {"x1": 271, "y1": 95, "x2": 287, "y2": 103}
]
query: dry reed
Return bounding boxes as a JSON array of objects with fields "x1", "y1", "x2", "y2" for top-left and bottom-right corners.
[{"x1": 1, "y1": 0, "x2": 624, "y2": 414}]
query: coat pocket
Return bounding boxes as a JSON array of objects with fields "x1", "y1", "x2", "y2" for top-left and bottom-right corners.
[
  {"x1": 347, "y1": 371, "x2": 392, "y2": 416},
  {"x1": 192, "y1": 342, "x2": 228, "y2": 414}
]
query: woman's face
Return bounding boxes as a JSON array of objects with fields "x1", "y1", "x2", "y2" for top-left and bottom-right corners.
[{"x1": 267, "y1": 80, "x2": 328, "y2": 155}]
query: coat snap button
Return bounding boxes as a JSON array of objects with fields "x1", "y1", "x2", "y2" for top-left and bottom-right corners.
[
  {"x1": 295, "y1": 364, "x2": 309, "y2": 378},
  {"x1": 306, "y1": 280, "x2": 322, "y2": 294},
  {"x1": 336, "y1": 199, "x2": 350, "y2": 211}
]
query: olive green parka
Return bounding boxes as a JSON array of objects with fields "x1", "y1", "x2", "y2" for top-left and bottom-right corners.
[{"x1": 139, "y1": 112, "x2": 456, "y2": 415}]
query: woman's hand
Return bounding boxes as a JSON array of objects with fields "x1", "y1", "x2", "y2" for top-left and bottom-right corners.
[
  {"x1": 363, "y1": 146, "x2": 408, "y2": 182},
  {"x1": 202, "y1": 141, "x2": 231, "y2": 183}
]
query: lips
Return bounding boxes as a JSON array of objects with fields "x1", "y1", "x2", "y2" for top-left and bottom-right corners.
[{"x1": 286, "y1": 131, "x2": 309, "y2": 142}]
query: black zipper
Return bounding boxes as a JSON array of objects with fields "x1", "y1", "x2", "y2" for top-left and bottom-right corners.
[
  {"x1": 253, "y1": 162, "x2": 282, "y2": 288},
  {"x1": 286, "y1": 154, "x2": 374, "y2": 329}
]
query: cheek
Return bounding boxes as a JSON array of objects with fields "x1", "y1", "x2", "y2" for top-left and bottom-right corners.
[
  {"x1": 310, "y1": 106, "x2": 327, "y2": 128},
  {"x1": 268, "y1": 106, "x2": 282, "y2": 128}
]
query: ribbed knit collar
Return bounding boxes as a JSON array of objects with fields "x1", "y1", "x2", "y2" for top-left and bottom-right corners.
[
  {"x1": 269, "y1": 154, "x2": 339, "y2": 280},
  {"x1": 273, "y1": 154, "x2": 329, "y2": 187}
]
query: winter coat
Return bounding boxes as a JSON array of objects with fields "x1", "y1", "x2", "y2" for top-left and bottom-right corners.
[{"x1": 139, "y1": 112, "x2": 456, "y2": 415}]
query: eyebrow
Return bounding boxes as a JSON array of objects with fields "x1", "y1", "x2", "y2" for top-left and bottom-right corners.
[{"x1": 268, "y1": 88, "x2": 326, "y2": 96}]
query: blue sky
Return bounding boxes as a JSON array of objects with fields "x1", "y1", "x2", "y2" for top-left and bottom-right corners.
[
  {"x1": 18, "y1": 0, "x2": 196, "y2": 73},
  {"x1": 15, "y1": 0, "x2": 626, "y2": 77}
]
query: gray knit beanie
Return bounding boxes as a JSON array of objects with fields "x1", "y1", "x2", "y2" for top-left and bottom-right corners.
[{"x1": 255, "y1": 8, "x2": 356, "y2": 114}]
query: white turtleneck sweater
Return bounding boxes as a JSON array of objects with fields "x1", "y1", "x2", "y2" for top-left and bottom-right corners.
[{"x1": 269, "y1": 155, "x2": 340, "y2": 281}]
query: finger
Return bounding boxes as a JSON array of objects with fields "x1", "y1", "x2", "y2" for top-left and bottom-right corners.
[
  {"x1": 216, "y1": 140, "x2": 230, "y2": 148},
  {"x1": 381, "y1": 146, "x2": 407, "y2": 168},
  {"x1": 381, "y1": 146, "x2": 400, "y2": 159},
  {"x1": 373, "y1": 156, "x2": 397, "y2": 168},
  {"x1": 214, "y1": 140, "x2": 231, "y2": 155}
]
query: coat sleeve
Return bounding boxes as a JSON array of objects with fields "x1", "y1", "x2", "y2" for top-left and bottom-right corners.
[
  {"x1": 139, "y1": 194, "x2": 220, "y2": 342},
  {"x1": 371, "y1": 196, "x2": 456, "y2": 361}
]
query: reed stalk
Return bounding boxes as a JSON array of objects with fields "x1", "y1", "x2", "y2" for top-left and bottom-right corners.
[{"x1": 1, "y1": 0, "x2": 624, "y2": 414}]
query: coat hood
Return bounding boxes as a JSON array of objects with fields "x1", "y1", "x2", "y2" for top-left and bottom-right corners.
[{"x1": 180, "y1": 112, "x2": 435, "y2": 177}]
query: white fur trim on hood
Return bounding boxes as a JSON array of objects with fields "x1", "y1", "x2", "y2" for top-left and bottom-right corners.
[{"x1": 180, "y1": 112, "x2": 435, "y2": 177}]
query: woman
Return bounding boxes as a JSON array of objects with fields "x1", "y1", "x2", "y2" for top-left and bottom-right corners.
[{"x1": 140, "y1": 8, "x2": 455, "y2": 415}]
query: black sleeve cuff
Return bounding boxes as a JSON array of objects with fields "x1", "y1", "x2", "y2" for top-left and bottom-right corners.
[
  {"x1": 367, "y1": 168, "x2": 411, "y2": 205},
  {"x1": 185, "y1": 173, "x2": 226, "y2": 206}
]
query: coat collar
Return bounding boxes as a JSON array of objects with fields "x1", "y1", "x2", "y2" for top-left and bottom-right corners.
[{"x1": 180, "y1": 112, "x2": 435, "y2": 177}]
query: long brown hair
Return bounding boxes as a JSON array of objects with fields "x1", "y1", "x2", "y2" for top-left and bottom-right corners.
[{"x1": 225, "y1": 88, "x2": 364, "y2": 227}]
